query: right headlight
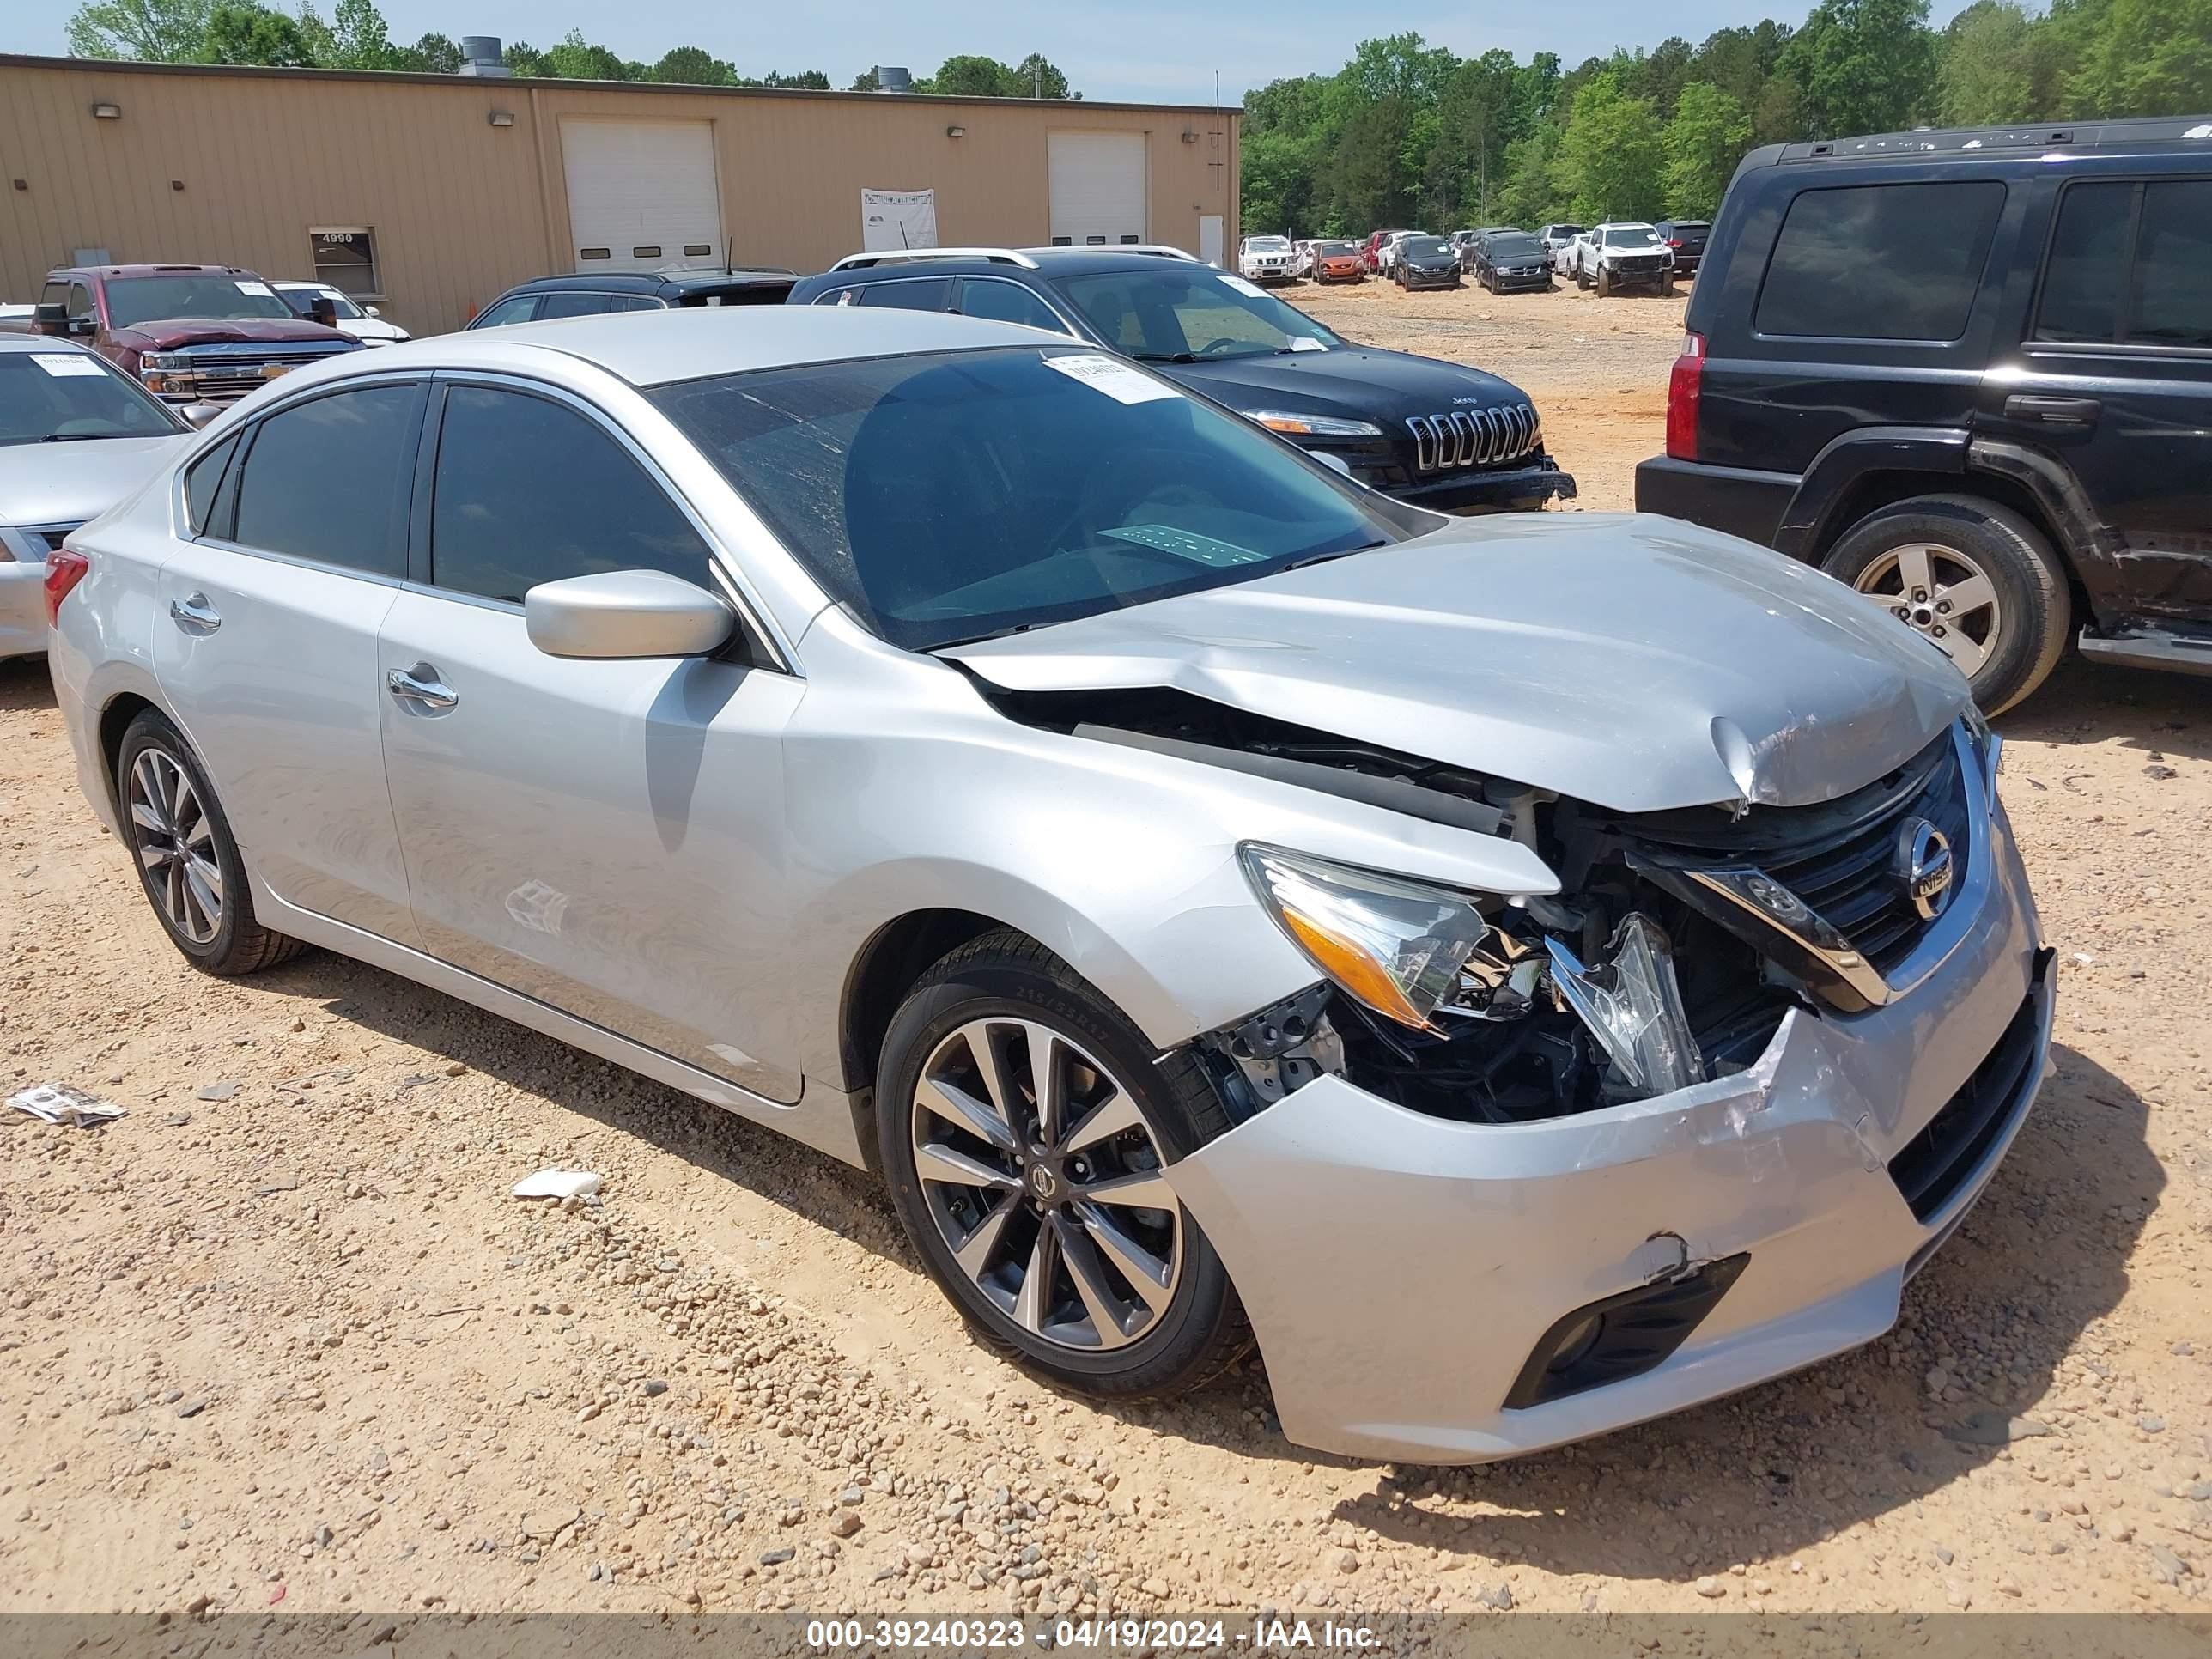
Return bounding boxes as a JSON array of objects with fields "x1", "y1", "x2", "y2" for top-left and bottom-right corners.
[
  {"x1": 1240, "y1": 844, "x2": 1491, "y2": 1031},
  {"x1": 1243, "y1": 410, "x2": 1383, "y2": 440}
]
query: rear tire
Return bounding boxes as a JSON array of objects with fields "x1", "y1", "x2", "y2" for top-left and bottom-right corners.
[
  {"x1": 877, "y1": 929, "x2": 1246, "y2": 1399},
  {"x1": 116, "y1": 709, "x2": 305, "y2": 975},
  {"x1": 1577, "y1": 263, "x2": 1591, "y2": 290},
  {"x1": 1820, "y1": 495, "x2": 2072, "y2": 716}
]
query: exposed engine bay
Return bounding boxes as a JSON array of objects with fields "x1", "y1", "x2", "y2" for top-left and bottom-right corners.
[{"x1": 979, "y1": 682, "x2": 1942, "y2": 1126}]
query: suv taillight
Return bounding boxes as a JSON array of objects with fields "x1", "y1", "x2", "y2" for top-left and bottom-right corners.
[
  {"x1": 1665, "y1": 332, "x2": 1705, "y2": 463},
  {"x1": 45, "y1": 549, "x2": 90, "y2": 627}
]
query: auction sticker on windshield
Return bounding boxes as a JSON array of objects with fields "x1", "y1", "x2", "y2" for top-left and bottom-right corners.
[
  {"x1": 1042, "y1": 353, "x2": 1178, "y2": 405},
  {"x1": 1220, "y1": 275, "x2": 1269, "y2": 297},
  {"x1": 234, "y1": 280, "x2": 275, "y2": 296},
  {"x1": 31, "y1": 353, "x2": 106, "y2": 378}
]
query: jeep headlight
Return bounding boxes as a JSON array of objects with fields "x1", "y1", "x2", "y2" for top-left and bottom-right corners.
[
  {"x1": 1243, "y1": 410, "x2": 1382, "y2": 439},
  {"x1": 1241, "y1": 845, "x2": 1491, "y2": 1030}
]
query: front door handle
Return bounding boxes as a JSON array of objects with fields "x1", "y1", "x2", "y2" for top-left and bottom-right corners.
[
  {"x1": 2004, "y1": 393, "x2": 2102, "y2": 428},
  {"x1": 169, "y1": 592, "x2": 221, "y2": 632},
  {"x1": 386, "y1": 664, "x2": 459, "y2": 711}
]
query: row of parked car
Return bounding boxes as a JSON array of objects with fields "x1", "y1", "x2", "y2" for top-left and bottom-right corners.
[
  {"x1": 1233, "y1": 221, "x2": 1711, "y2": 299},
  {"x1": 11, "y1": 115, "x2": 2209, "y2": 1472}
]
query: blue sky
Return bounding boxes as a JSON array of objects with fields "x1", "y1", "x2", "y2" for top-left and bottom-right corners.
[{"x1": 6, "y1": 1, "x2": 1980, "y2": 104}]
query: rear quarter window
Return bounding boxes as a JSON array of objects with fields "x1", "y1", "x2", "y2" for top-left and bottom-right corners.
[{"x1": 1754, "y1": 180, "x2": 2006, "y2": 342}]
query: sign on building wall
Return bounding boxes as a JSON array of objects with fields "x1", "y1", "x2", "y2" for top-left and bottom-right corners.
[{"x1": 860, "y1": 189, "x2": 939, "y2": 253}]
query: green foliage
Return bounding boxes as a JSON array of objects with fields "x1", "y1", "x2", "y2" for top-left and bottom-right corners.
[
  {"x1": 395, "y1": 31, "x2": 459, "y2": 74},
  {"x1": 202, "y1": 2, "x2": 316, "y2": 66},
  {"x1": 1498, "y1": 124, "x2": 1565, "y2": 228},
  {"x1": 536, "y1": 29, "x2": 640, "y2": 82},
  {"x1": 919, "y1": 53, "x2": 1073, "y2": 99},
  {"x1": 1554, "y1": 72, "x2": 1666, "y2": 222},
  {"x1": 1662, "y1": 81, "x2": 1753, "y2": 218},
  {"x1": 652, "y1": 46, "x2": 736, "y2": 86},
  {"x1": 2065, "y1": 0, "x2": 2212, "y2": 116},
  {"x1": 1778, "y1": 0, "x2": 1941, "y2": 136},
  {"x1": 67, "y1": 0, "x2": 210, "y2": 60}
]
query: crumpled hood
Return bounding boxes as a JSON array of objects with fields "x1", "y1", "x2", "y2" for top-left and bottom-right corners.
[
  {"x1": 1166, "y1": 347, "x2": 1524, "y2": 423},
  {"x1": 945, "y1": 513, "x2": 1970, "y2": 814},
  {"x1": 111, "y1": 317, "x2": 353, "y2": 349},
  {"x1": 0, "y1": 435, "x2": 185, "y2": 529}
]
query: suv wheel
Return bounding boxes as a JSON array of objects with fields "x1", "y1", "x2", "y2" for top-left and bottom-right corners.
[
  {"x1": 1821, "y1": 495, "x2": 2072, "y2": 715},
  {"x1": 116, "y1": 709, "x2": 305, "y2": 975},
  {"x1": 878, "y1": 929, "x2": 1246, "y2": 1398},
  {"x1": 1595, "y1": 265, "x2": 1613, "y2": 297}
]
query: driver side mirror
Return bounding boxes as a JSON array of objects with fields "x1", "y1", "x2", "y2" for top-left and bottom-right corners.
[
  {"x1": 308, "y1": 295, "x2": 338, "y2": 329},
  {"x1": 32, "y1": 301, "x2": 67, "y2": 337},
  {"x1": 525, "y1": 569, "x2": 736, "y2": 660},
  {"x1": 178, "y1": 402, "x2": 222, "y2": 430}
]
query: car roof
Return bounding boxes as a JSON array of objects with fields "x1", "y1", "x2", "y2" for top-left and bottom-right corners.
[
  {"x1": 0, "y1": 333, "x2": 101, "y2": 356},
  {"x1": 49, "y1": 264, "x2": 252, "y2": 279},
  {"x1": 501, "y1": 269, "x2": 794, "y2": 297},
  {"x1": 336, "y1": 305, "x2": 1059, "y2": 388},
  {"x1": 799, "y1": 248, "x2": 1230, "y2": 287}
]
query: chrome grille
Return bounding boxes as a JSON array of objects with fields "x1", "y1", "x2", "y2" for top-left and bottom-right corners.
[
  {"x1": 167, "y1": 341, "x2": 356, "y2": 403},
  {"x1": 1404, "y1": 403, "x2": 1540, "y2": 472}
]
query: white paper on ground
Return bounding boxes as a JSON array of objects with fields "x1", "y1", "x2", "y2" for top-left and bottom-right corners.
[
  {"x1": 512, "y1": 1168, "x2": 602, "y2": 1200},
  {"x1": 9, "y1": 1081, "x2": 126, "y2": 1126},
  {"x1": 30, "y1": 352, "x2": 106, "y2": 378},
  {"x1": 1042, "y1": 353, "x2": 1178, "y2": 406}
]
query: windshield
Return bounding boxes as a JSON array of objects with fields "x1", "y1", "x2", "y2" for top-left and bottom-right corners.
[
  {"x1": 1317, "y1": 242, "x2": 1357, "y2": 257},
  {"x1": 1054, "y1": 267, "x2": 1342, "y2": 362},
  {"x1": 1604, "y1": 228, "x2": 1662, "y2": 249},
  {"x1": 1246, "y1": 237, "x2": 1291, "y2": 251},
  {"x1": 0, "y1": 350, "x2": 183, "y2": 446},
  {"x1": 283, "y1": 286, "x2": 365, "y2": 319},
  {"x1": 1401, "y1": 236, "x2": 1450, "y2": 258},
  {"x1": 1487, "y1": 234, "x2": 1543, "y2": 259},
  {"x1": 650, "y1": 347, "x2": 1400, "y2": 652},
  {"x1": 1547, "y1": 225, "x2": 1584, "y2": 239},
  {"x1": 105, "y1": 276, "x2": 295, "y2": 328}
]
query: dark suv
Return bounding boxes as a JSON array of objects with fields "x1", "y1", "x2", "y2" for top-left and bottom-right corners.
[
  {"x1": 790, "y1": 246, "x2": 1574, "y2": 514},
  {"x1": 1653, "y1": 220, "x2": 1711, "y2": 276},
  {"x1": 467, "y1": 268, "x2": 795, "y2": 329},
  {"x1": 1636, "y1": 117, "x2": 2212, "y2": 713}
]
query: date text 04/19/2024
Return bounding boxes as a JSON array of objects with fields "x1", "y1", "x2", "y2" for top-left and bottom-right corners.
[{"x1": 804, "y1": 1617, "x2": 1382, "y2": 1650}]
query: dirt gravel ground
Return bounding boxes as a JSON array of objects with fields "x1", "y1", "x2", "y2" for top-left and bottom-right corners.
[{"x1": 3, "y1": 277, "x2": 2209, "y2": 1628}]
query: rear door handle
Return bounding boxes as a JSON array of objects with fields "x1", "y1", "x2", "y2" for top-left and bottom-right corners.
[
  {"x1": 169, "y1": 592, "x2": 221, "y2": 632},
  {"x1": 2004, "y1": 394, "x2": 2101, "y2": 428},
  {"x1": 386, "y1": 664, "x2": 458, "y2": 711}
]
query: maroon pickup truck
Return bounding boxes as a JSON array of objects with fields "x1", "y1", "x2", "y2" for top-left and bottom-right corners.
[{"x1": 32, "y1": 263, "x2": 361, "y2": 407}]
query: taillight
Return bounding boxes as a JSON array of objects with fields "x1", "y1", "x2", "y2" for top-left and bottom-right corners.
[
  {"x1": 44, "y1": 549, "x2": 90, "y2": 627},
  {"x1": 1668, "y1": 238, "x2": 1684, "y2": 248},
  {"x1": 1665, "y1": 332, "x2": 1705, "y2": 462}
]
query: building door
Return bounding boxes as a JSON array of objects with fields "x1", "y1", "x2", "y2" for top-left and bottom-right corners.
[
  {"x1": 1199, "y1": 215, "x2": 1224, "y2": 267},
  {"x1": 562, "y1": 119, "x2": 722, "y2": 273},
  {"x1": 1048, "y1": 131, "x2": 1147, "y2": 246}
]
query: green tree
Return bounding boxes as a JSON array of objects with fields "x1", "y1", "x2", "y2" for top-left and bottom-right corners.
[
  {"x1": 501, "y1": 39, "x2": 542, "y2": 74},
  {"x1": 66, "y1": 0, "x2": 210, "y2": 60},
  {"x1": 1497, "y1": 122, "x2": 1565, "y2": 228},
  {"x1": 1553, "y1": 71, "x2": 1665, "y2": 222},
  {"x1": 393, "y1": 30, "x2": 459, "y2": 72},
  {"x1": 1939, "y1": 1, "x2": 2040, "y2": 123},
  {"x1": 652, "y1": 46, "x2": 735, "y2": 85},
  {"x1": 537, "y1": 29, "x2": 636, "y2": 82},
  {"x1": 1009, "y1": 53, "x2": 1071, "y2": 98},
  {"x1": 759, "y1": 70, "x2": 831, "y2": 89},
  {"x1": 848, "y1": 67, "x2": 880, "y2": 91},
  {"x1": 202, "y1": 1, "x2": 316, "y2": 66},
  {"x1": 2066, "y1": 0, "x2": 2212, "y2": 115},
  {"x1": 1778, "y1": 0, "x2": 1941, "y2": 136},
  {"x1": 1662, "y1": 81, "x2": 1753, "y2": 218},
  {"x1": 320, "y1": 0, "x2": 397, "y2": 68},
  {"x1": 927, "y1": 54, "x2": 1016, "y2": 97},
  {"x1": 1328, "y1": 94, "x2": 1416, "y2": 231}
]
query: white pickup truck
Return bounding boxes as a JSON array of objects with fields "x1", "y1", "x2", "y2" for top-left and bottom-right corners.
[
  {"x1": 1237, "y1": 235, "x2": 1299, "y2": 285},
  {"x1": 1558, "y1": 222, "x2": 1676, "y2": 296}
]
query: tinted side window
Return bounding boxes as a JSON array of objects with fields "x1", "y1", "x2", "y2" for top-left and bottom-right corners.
[
  {"x1": 862, "y1": 277, "x2": 952, "y2": 312},
  {"x1": 2033, "y1": 181, "x2": 2131, "y2": 344},
  {"x1": 429, "y1": 386, "x2": 711, "y2": 604},
  {"x1": 2130, "y1": 179, "x2": 2212, "y2": 349},
  {"x1": 185, "y1": 431, "x2": 241, "y2": 535},
  {"x1": 613, "y1": 295, "x2": 666, "y2": 313},
  {"x1": 473, "y1": 294, "x2": 539, "y2": 329},
  {"x1": 68, "y1": 283, "x2": 96, "y2": 322},
  {"x1": 957, "y1": 278, "x2": 1066, "y2": 333},
  {"x1": 1755, "y1": 181, "x2": 2005, "y2": 341},
  {"x1": 231, "y1": 385, "x2": 422, "y2": 575},
  {"x1": 537, "y1": 291, "x2": 620, "y2": 320}
]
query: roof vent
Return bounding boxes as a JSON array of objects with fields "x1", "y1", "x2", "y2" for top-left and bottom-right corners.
[
  {"x1": 458, "y1": 35, "x2": 510, "y2": 76},
  {"x1": 874, "y1": 65, "x2": 913, "y2": 93}
]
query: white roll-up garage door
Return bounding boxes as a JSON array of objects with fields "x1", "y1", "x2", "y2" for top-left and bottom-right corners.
[
  {"x1": 561, "y1": 119, "x2": 723, "y2": 273},
  {"x1": 1048, "y1": 131, "x2": 1148, "y2": 246}
]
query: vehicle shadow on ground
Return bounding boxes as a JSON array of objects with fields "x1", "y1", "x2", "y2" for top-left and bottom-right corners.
[
  {"x1": 2002, "y1": 657, "x2": 2209, "y2": 764},
  {"x1": 0, "y1": 658, "x2": 58, "y2": 713},
  {"x1": 1312, "y1": 1041, "x2": 2159, "y2": 1584}
]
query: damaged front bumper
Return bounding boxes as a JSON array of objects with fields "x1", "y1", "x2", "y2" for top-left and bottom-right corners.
[{"x1": 1163, "y1": 808, "x2": 2051, "y2": 1464}]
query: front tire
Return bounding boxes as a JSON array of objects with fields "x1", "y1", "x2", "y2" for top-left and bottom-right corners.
[
  {"x1": 116, "y1": 709, "x2": 304, "y2": 975},
  {"x1": 1595, "y1": 265, "x2": 1613, "y2": 297},
  {"x1": 877, "y1": 930, "x2": 1245, "y2": 1398},
  {"x1": 1820, "y1": 495, "x2": 2072, "y2": 715},
  {"x1": 1576, "y1": 262, "x2": 1591, "y2": 290}
]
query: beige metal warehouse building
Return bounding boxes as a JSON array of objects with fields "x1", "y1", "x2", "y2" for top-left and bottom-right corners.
[{"x1": 0, "y1": 52, "x2": 1241, "y2": 337}]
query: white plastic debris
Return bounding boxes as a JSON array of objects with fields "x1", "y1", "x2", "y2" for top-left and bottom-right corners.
[
  {"x1": 512, "y1": 1169, "x2": 601, "y2": 1200},
  {"x1": 9, "y1": 1081, "x2": 126, "y2": 1127}
]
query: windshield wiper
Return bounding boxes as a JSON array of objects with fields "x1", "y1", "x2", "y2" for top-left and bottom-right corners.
[
  {"x1": 1128, "y1": 351, "x2": 1197, "y2": 364},
  {"x1": 40, "y1": 432, "x2": 128, "y2": 443}
]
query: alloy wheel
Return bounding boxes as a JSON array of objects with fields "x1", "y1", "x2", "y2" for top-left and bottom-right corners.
[
  {"x1": 1853, "y1": 541, "x2": 2002, "y2": 677},
  {"x1": 128, "y1": 747, "x2": 223, "y2": 944},
  {"x1": 910, "y1": 1017, "x2": 1182, "y2": 1352}
]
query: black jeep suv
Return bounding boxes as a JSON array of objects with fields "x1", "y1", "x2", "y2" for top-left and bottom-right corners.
[
  {"x1": 1636, "y1": 117, "x2": 2212, "y2": 714},
  {"x1": 790, "y1": 246, "x2": 1574, "y2": 514}
]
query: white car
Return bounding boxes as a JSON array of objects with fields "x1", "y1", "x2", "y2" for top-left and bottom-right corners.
[
  {"x1": 1375, "y1": 230, "x2": 1421, "y2": 276},
  {"x1": 1237, "y1": 236, "x2": 1298, "y2": 286},
  {"x1": 1561, "y1": 223, "x2": 1675, "y2": 296},
  {"x1": 275, "y1": 282, "x2": 410, "y2": 346}
]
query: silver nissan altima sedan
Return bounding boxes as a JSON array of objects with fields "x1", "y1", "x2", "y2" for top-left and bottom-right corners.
[{"x1": 48, "y1": 307, "x2": 2051, "y2": 1463}]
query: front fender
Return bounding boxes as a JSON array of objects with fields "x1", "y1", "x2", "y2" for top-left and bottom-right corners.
[{"x1": 1774, "y1": 426, "x2": 1970, "y2": 561}]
